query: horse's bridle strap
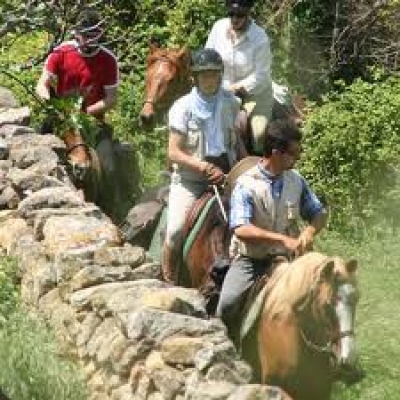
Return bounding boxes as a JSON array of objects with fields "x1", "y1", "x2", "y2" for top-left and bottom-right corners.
[{"x1": 66, "y1": 142, "x2": 89, "y2": 155}]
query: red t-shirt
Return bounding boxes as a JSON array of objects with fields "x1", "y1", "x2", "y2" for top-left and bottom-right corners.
[{"x1": 45, "y1": 40, "x2": 119, "y2": 113}]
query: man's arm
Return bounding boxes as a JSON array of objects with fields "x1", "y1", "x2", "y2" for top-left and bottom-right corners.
[
  {"x1": 169, "y1": 131, "x2": 225, "y2": 185},
  {"x1": 35, "y1": 69, "x2": 55, "y2": 101},
  {"x1": 297, "y1": 210, "x2": 328, "y2": 254},
  {"x1": 85, "y1": 86, "x2": 117, "y2": 117},
  {"x1": 297, "y1": 177, "x2": 328, "y2": 254},
  {"x1": 169, "y1": 131, "x2": 206, "y2": 174},
  {"x1": 230, "y1": 183, "x2": 299, "y2": 252}
]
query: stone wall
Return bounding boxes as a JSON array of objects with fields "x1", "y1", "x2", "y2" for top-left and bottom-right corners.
[{"x1": 0, "y1": 89, "x2": 288, "y2": 400}]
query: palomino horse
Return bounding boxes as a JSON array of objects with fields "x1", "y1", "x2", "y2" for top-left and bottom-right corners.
[
  {"x1": 139, "y1": 44, "x2": 306, "y2": 153},
  {"x1": 185, "y1": 216, "x2": 360, "y2": 399}
]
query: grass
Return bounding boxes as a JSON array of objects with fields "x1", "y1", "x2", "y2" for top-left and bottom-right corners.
[
  {"x1": 319, "y1": 230, "x2": 400, "y2": 399},
  {"x1": 0, "y1": 258, "x2": 87, "y2": 400}
]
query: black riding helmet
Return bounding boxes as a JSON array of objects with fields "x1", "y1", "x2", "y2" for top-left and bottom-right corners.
[{"x1": 191, "y1": 49, "x2": 224, "y2": 73}]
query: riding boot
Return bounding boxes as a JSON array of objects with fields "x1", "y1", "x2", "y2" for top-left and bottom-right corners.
[{"x1": 162, "y1": 243, "x2": 178, "y2": 285}]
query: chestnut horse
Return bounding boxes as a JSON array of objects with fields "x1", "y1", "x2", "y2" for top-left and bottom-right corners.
[
  {"x1": 186, "y1": 217, "x2": 360, "y2": 399},
  {"x1": 55, "y1": 125, "x2": 102, "y2": 205},
  {"x1": 140, "y1": 44, "x2": 191, "y2": 128},
  {"x1": 140, "y1": 44, "x2": 306, "y2": 152}
]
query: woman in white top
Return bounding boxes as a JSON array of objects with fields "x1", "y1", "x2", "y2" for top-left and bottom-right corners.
[{"x1": 206, "y1": 0, "x2": 273, "y2": 154}]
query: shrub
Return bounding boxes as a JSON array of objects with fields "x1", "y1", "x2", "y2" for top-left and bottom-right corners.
[{"x1": 300, "y1": 77, "x2": 400, "y2": 232}]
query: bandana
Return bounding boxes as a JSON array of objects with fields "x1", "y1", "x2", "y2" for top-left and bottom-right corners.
[{"x1": 189, "y1": 87, "x2": 225, "y2": 156}]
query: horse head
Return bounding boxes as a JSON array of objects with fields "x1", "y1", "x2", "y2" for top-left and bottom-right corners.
[
  {"x1": 61, "y1": 129, "x2": 92, "y2": 182},
  {"x1": 294, "y1": 254, "x2": 360, "y2": 377},
  {"x1": 258, "y1": 252, "x2": 361, "y2": 398},
  {"x1": 140, "y1": 44, "x2": 191, "y2": 129}
]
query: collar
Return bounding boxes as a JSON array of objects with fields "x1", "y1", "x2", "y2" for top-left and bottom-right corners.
[
  {"x1": 257, "y1": 161, "x2": 282, "y2": 181},
  {"x1": 226, "y1": 19, "x2": 253, "y2": 44}
]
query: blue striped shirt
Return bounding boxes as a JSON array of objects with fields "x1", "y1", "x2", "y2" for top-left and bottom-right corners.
[{"x1": 230, "y1": 164, "x2": 324, "y2": 230}]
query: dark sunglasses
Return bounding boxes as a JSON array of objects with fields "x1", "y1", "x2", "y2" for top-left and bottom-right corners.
[{"x1": 227, "y1": 10, "x2": 247, "y2": 18}]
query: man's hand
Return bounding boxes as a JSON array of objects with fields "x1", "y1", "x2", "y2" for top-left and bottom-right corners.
[
  {"x1": 281, "y1": 235, "x2": 300, "y2": 255},
  {"x1": 297, "y1": 226, "x2": 315, "y2": 255},
  {"x1": 202, "y1": 162, "x2": 225, "y2": 186},
  {"x1": 36, "y1": 85, "x2": 51, "y2": 101}
]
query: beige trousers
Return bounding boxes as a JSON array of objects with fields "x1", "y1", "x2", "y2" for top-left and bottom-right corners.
[{"x1": 243, "y1": 86, "x2": 274, "y2": 154}]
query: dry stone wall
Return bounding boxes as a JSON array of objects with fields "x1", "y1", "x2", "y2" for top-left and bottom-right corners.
[{"x1": 0, "y1": 89, "x2": 288, "y2": 400}]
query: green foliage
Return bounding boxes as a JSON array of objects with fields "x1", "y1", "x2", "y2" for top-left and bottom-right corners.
[
  {"x1": 0, "y1": 257, "x2": 19, "y2": 321},
  {"x1": 47, "y1": 96, "x2": 99, "y2": 146},
  {"x1": 0, "y1": 312, "x2": 87, "y2": 400},
  {"x1": 300, "y1": 77, "x2": 400, "y2": 232}
]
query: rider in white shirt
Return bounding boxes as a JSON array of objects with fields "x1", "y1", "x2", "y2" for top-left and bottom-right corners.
[{"x1": 206, "y1": 0, "x2": 273, "y2": 154}]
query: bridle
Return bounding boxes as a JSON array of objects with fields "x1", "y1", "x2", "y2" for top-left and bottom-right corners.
[{"x1": 298, "y1": 278, "x2": 357, "y2": 369}]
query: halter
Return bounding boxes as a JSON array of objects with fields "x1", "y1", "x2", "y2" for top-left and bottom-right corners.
[
  {"x1": 298, "y1": 276, "x2": 357, "y2": 370},
  {"x1": 65, "y1": 141, "x2": 89, "y2": 155}
]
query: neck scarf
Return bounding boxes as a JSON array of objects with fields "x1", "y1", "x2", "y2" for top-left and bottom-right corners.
[{"x1": 189, "y1": 86, "x2": 225, "y2": 155}]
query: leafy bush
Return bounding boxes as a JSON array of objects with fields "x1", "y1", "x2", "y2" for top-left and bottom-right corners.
[{"x1": 300, "y1": 77, "x2": 400, "y2": 232}]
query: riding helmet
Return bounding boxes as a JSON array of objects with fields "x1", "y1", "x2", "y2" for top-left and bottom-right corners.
[
  {"x1": 225, "y1": 0, "x2": 255, "y2": 10},
  {"x1": 191, "y1": 49, "x2": 224, "y2": 73}
]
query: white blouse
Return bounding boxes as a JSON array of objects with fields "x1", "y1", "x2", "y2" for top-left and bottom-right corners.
[{"x1": 206, "y1": 18, "x2": 272, "y2": 96}]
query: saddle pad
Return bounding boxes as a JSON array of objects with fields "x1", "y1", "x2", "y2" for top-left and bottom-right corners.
[
  {"x1": 240, "y1": 283, "x2": 269, "y2": 344},
  {"x1": 182, "y1": 195, "x2": 217, "y2": 262}
]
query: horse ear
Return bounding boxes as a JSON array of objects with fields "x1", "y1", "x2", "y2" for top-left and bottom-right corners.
[
  {"x1": 178, "y1": 47, "x2": 189, "y2": 60},
  {"x1": 149, "y1": 41, "x2": 159, "y2": 53},
  {"x1": 319, "y1": 260, "x2": 335, "y2": 281},
  {"x1": 345, "y1": 258, "x2": 358, "y2": 273}
]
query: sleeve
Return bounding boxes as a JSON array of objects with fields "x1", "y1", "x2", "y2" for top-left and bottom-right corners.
[
  {"x1": 168, "y1": 98, "x2": 188, "y2": 135},
  {"x1": 299, "y1": 177, "x2": 325, "y2": 222},
  {"x1": 205, "y1": 22, "x2": 217, "y2": 49},
  {"x1": 103, "y1": 55, "x2": 119, "y2": 89},
  {"x1": 237, "y1": 36, "x2": 271, "y2": 95},
  {"x1": 44, "y1": 51, "x2": 61, "y2": 78},
  {"x1": 229, "y1": 182, "x2": 254, "y2": 229}
]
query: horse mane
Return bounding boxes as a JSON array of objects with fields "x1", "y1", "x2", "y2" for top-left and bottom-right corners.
[{"x1": 263, "y1": 252, "x2": 335, "y2": 318}]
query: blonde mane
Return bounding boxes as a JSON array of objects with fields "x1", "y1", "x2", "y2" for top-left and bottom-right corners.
[{"x1": 263, "y1": 252, "x2": 335, "y2": 318}]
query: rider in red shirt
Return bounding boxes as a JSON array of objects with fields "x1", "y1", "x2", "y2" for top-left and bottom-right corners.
[
  {"x1": 36, "y1": 8, "x2": 120, "y2": 219},
  {"x1": 36, "y1": 9, "x2": 119, "y2": 120}
]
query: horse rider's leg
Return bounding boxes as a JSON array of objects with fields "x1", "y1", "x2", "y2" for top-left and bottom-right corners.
[
  {"x1": 96, "y1": 123, "x2": 121, "y2": 219},
  {"x1": 216, "y1": 256, "x2": 264, "y2": 343},
  {"x1": 163, "y1": 177, "x2": 206, "y2": 285},
  {"x1": 243, "y1": 87, "x2": 273, "y2": 155}
]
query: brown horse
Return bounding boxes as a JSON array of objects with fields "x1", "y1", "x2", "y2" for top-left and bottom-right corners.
[
  {"x1": 140, "y1": 44, "x2": 191, "y2": 128},
  {"x1": 59, "y1": 127, "x2": 102, "y2": 205},
  {"x1": 182, "y1": 202, "x2": 360, "y2": 399},
  {"x1": 139, "y1": 44, "x2": 306, "y2": 153}
]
